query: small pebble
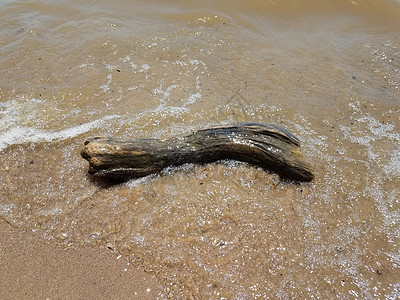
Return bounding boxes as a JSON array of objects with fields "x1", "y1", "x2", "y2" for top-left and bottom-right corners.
[{"x1": 5, "y1": 166, "x2": 9, "y2": 171}]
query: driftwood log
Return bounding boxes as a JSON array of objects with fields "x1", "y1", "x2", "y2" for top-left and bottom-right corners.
[{"x1": 81, "y1": 123, "x2": 314, "y2": 182}]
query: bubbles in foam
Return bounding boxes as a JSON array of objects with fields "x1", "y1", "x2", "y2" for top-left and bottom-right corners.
[
  {"x1": 0, "y1": 203, "x2": 15, "y2": 215},
  {"x1": 0, "y1": 97, "x2": 121, "y2": 152},
  {"x1": 385, "y1": 150, "x2": 400, "y2": 177},
  {"x1": 0, "y1": 116, "x2": 121, "y2": 152}
]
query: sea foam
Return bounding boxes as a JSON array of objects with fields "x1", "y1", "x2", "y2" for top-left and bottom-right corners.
[{"x1": 0, "y1": 98, "x2": 120, "y2": 151}]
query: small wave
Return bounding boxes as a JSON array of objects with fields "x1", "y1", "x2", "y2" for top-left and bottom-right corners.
[{"x1": 0, "y1": 115, "x2": 120, "y2": 152}]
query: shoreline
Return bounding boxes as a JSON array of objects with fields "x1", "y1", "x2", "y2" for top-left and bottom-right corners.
[{"x1": 0, "y1": 220, "x2": 162, "y2": 299}]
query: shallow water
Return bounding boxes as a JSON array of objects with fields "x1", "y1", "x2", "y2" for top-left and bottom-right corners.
[{"x1": 1, "y1": 0, "x2": 400, "y2": 298}]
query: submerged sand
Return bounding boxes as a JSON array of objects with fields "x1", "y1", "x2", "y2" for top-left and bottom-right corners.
[{"x1": 1, "y1": 0, "x2": 400, "y2": 298}]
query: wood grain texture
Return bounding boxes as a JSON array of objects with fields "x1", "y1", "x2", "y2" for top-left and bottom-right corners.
[{"x1": 81, "y1": 123, "x2": 314, "y2": 182}]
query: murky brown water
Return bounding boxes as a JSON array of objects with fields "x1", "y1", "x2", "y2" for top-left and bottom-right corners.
[{"x1": 1, "y1": 0, "x2": 400, "y2": 298}]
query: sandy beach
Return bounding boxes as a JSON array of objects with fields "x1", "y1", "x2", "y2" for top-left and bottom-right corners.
[
  {"x1": 0, "y1": 220, "x2": 162, "y2": 299},
  {"x1": 1, "y1": 0, "x2": 400, "y2": 298}
]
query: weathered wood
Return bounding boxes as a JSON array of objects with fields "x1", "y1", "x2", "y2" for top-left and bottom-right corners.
[{"x1": 81, "y1": 122, "x2": 314, "y2": 182}]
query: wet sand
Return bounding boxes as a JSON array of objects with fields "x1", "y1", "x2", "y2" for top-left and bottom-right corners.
[
  {"x1": 0, "y1": 220, "x2": 162, "y2": 299},
  {"x1": 1, "y1": 0, "x2": 400, "y2": 298}
]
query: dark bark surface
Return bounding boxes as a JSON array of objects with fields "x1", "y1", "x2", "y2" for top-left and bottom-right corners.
[{"x1": 81, "y1": 123, "x2": 314, "y2": 182}]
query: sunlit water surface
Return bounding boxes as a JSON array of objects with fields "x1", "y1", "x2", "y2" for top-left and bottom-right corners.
[{"x1": 1, "y1": 0, "x2": 400, "y2": 298}]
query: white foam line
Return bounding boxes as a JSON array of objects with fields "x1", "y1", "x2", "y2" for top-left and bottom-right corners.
[{"x1": 0, "y1": 115, "x2": 120, "y2": 152}]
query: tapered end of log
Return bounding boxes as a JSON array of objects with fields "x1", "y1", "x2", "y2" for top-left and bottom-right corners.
[{"x1": 81, "y1": 123, "x2": 315, "y2": 182}]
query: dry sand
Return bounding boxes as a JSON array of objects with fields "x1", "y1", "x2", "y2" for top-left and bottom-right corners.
[{"x1": 0, "y1": 220, "x2": 162, "y2": 299}]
